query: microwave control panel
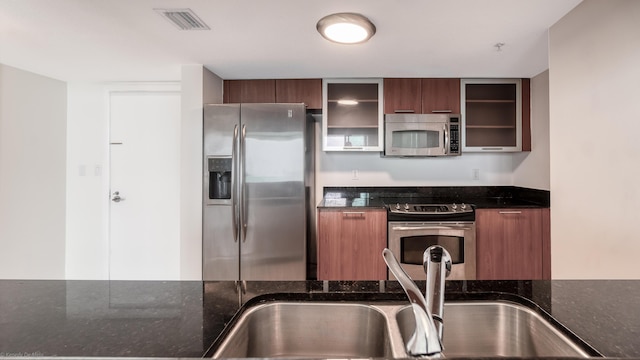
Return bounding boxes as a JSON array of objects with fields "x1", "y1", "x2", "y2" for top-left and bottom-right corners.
[{"x1": 449, "y1": 117, "x2": 460, "y2": 154}]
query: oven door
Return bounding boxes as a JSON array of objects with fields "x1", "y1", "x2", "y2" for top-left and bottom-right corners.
[
  {"x1": 384, "y1": 121, "x2": 448, "y2": 156},
  {"x1": 388, "y1": 222, "x2": 476, "y2": 280}
]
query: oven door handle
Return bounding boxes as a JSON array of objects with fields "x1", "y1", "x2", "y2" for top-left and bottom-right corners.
[{"x1": 391, "y1": 226, "x2": 474, "y2": 231}]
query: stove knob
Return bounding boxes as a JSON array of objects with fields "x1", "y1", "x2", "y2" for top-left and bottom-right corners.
[
  {"x1": 461, "y1": 203, "x2": 467, "y2": 210},
  {"x1": 404, "y1": 203, "x2": 410, "y2": 210},
  {"x1": 452, "y1": 203, "x2": 457, "y2": 210},
  {"x1": 395, "y1": 203, "x2": 400, "y2": 210}
]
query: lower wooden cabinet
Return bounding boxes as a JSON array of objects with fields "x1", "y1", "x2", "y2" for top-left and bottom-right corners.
[
  {"x1": 317, "y1": 208, "x2": 387, "y2": 280},
  {"x1": 476, "y1": 208, "x2": 550, "y2": 280}
]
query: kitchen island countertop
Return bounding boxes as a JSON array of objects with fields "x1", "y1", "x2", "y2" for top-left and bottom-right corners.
[{"x1": 1, "y1": 279, "x2": 639, "y2": 359}]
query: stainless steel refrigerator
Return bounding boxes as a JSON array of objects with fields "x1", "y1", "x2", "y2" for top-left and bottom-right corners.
[{"x1": 203, "y1": 103, "x2": 314, "y2": 280}]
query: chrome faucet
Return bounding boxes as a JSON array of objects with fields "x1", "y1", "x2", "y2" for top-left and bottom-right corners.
[{"x1": 383, "y1": 246, "x2": 451, "y2": 357}]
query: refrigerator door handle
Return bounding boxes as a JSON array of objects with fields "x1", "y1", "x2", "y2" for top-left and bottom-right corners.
[
  {"x1": 241, "y1": 124, "x2": 248, "y2": 242},
  {"x1": 231, "y1": 124, "x2": 239, "y2": 242}
]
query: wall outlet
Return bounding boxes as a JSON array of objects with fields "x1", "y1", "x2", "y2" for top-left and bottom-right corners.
[{"x1": 472, "y1": 169, "x2": 480, "y2": 181}]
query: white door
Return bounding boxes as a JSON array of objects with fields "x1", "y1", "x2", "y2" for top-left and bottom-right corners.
[{"x1": 109, "y1": 91, "x2": 181, "y2": 280}]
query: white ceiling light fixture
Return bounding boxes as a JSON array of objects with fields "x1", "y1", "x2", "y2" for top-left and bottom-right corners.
[{"x1": 316, "y1": 12, "x2": 376, "y2": 44}]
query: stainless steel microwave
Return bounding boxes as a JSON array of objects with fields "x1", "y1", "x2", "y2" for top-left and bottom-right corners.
[{"x1": 383, "y1": 113, "x2": 461, "y2": 157}]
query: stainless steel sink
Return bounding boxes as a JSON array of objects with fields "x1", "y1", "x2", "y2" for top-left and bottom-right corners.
[
  {"x1": 211, "y1": 300, "x2": 596, "y2": 358},
  {"x1": 212, "y1": 302, "x2": 393, "y2": 358},
  {"x1": 397, "y1": 301, "x2": 592, "y2": 357}
]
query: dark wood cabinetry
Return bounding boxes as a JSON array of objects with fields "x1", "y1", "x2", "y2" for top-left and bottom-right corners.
[
  {"x1": 476, "y1": 208, "x2": 550, "y2": 280},
  {"x1": 317, "y1": 208, "x2": 387, "y2": 280},
  {"x1": 223, "y1": 79, "x2": 322, "y2": 109},
  {"x1": 521, "y1": 78, "x2": 531, "y2": 151},
  {"x1": 383, "y1": 78, "x2": 421, "y2": 114},
  {"x1": 275, "y1": 79, "x2": 322, "y2": 109},
  {"x1": 421, "y1": 78, "x2": 461, "y2": 114},
  {"x1": 383, "y1": 78, "x2": 460, "y2": 114},
  {"x1": 224, "y1": 79, "x2": 275, "y2": 103}
]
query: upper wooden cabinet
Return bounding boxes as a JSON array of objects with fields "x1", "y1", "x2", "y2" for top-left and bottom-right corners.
[
  {"x1": 383, "y1": 78, "x2": 421, "y2": 114},
  {"x1": 224, "y1": 80, "x2": 275, "y2": 103},
  {"x1": 422, "y1": 78, "x2": 461, "y2": 114},
  {"x1": 383, "y1": 78, "x2": 460, "y2": 114},
  {"x1": 475, "y1": 208, "x2": 550, "y2": 280},
  {"x1": 223, "y1": 79, "x2": 322, "y2": 110},
  {"x1": 275, "y1": 79, "x2": 322, "y2": 109}
]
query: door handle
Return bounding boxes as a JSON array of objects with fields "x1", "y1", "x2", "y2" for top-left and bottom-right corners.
[{"x1": 111, "y1": 191, "x2": 125, "y2": 202}]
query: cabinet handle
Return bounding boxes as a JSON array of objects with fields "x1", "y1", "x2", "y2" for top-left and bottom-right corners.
[
  {"x1": 394, "y1": 109, "x2": 415, "y2": 113},
  {"x1": 499, "y1": 211, "x2": 522, "y2": 214},
  {"x1": 431, "y1": 110, "x2": 453, "y2": 113},
  {"x1": 343, "y1": 146, "x2": 364, "y2": 150},
  {"x1": 343, "y1": 211, "x2": 365, "y2": 218}
]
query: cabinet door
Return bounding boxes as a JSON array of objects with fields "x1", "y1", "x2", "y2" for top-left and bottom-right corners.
[
  {"x1": 461, "y1": 78, "x2": 523, "y2": 152},
  {"x1": 322, "y1": 78, "x2": 384, "y2": 151},
  {"x1": 224, "y1": 80, "x2": 276, "y2": 103},
  {"x1": 317, "y1": 209, "x2": 387, "y2": 280},
  {"x1": 476, "y1": 208, "x2": 543, "y2": 280},
  {"x1": 275, "y1": 79, "x2": 322, "y2": 109},
  {"x1": 421, "y1": 78, "x2": 460, "y2": 114},
  {"x1": 383, "y1": 78, "x2": 421, "y2": 114}
]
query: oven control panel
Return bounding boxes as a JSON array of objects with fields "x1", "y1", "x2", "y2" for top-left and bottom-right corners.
[{"x1": 389, "y1": 203, "x2": 473, "y2": 215}]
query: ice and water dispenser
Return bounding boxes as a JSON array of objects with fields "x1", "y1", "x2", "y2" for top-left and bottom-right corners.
[{"x1": 208, "y1": 157, "x2": 232, "y2": 202}]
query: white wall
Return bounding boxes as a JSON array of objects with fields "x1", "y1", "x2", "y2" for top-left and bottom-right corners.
[
  {"x1": 66, "y1": 66, "x2": 222, "y2": 280},
  {"x1": 513, "y1": 70, "x2": 550, "y2": 190},
  {"x1": 65, "y1": 83, "x2": 109, "y2": 279},
  {"x1": 549, "y1": 0, "x2": 640, "y2": 279},
  {"x1": 180, "y1": 65, "x2": 223, "y2": 280},
  {"x1": 0, "y1": 64, "x2": 67, "y2": 279}
]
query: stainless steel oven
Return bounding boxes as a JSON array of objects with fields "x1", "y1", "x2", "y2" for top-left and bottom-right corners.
[{"x1": 386, "y1": 203, "x2": 476, "y2": 280}]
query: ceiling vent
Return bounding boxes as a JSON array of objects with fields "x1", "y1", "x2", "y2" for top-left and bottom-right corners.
[{"x1": 154, "y1": 8, "x2": 210, "y2": 30}]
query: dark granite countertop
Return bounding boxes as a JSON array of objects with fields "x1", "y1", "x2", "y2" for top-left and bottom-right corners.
[
  {"x1": 1, "y1": 279, "x2": 639, "y2": 359},
  {"x1": 317, "y1": 186, "x2": 550, "y2": 209}
]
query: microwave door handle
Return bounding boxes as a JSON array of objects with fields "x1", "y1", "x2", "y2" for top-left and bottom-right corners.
[{"x1": 443, "y1": 126, "x2": 449, "y2": 155}]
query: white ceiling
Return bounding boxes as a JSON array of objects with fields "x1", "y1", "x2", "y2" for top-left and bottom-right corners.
[{"x1": 0, "y1": 0, "x2": 582, "y2": 82}]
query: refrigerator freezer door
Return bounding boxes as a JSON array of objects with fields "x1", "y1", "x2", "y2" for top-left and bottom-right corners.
[
  {"x1": 203, "y1": 104, "x2": 240, "y2": 281},
  {"x1": 239, "y1": 104, "x2": 307, "y2": 280}
]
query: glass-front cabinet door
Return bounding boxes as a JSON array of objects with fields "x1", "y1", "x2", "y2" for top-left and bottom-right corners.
[
  {"x1": 461, "y1": 78, "x2": 522, "y2": 152},
  {"x1": 322, "y1": 78, "x2": 384, "y2": 151}
]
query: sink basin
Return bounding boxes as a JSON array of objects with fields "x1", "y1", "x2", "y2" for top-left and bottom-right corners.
[
  {"x1": 212, "y1": 302, "x2": 393, "y2": 358},
  {"x1": 397, "y1": 301, "x2": 592, "y2": 357},
  {"x1": 211, "y1": 299, "x2": 596, "y2": 358}
]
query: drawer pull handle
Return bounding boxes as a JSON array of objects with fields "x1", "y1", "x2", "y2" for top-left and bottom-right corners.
[
  {"x1": 343, "y1": 211, "x2": 365, "y2": 218},
  {"x1": 499, "y1": 211, "x2": 522, "y2": 214}
]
